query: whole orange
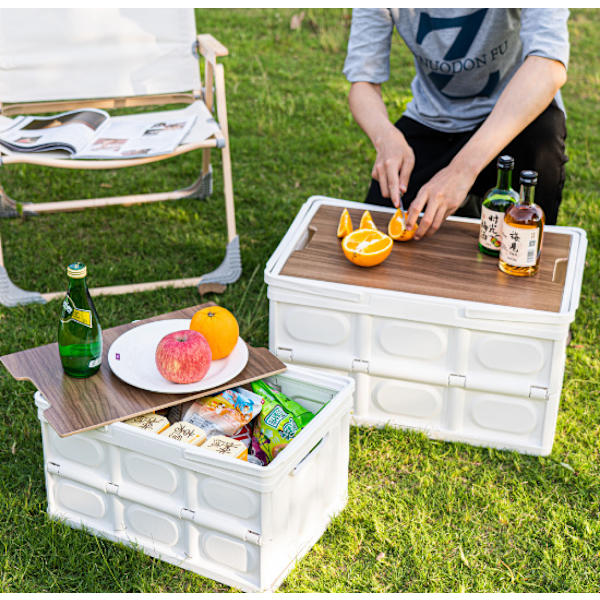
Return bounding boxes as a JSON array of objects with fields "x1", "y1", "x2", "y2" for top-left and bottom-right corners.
[{"x1": 189, "y1": 306, "x2": 239, "y2": 360}]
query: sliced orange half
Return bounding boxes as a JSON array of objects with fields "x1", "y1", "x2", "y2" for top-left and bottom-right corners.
[
  {"x1": 359, "y1": 210, "x2": 377, "y2": 230},
  {"x1": 388, "y1": 208, "x2": 418, "y2": 242},
  {"x1": 337, "y1": 208, "x2": 353, "y2": 238},
  {"x1": 341, "y1": 228, "x2": 393, "y2": 267}
]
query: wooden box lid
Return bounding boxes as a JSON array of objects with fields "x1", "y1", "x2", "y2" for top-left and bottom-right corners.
[
  {"x1": 280, "y1": 204, "x2": 572, "y2": 313},
  {"x1": 1, "y1": 303, "x2": 286, "y2": 437}
]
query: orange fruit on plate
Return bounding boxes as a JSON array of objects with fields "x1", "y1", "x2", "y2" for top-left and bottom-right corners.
[
  {"x1": 359, "y1": 210, "x2": 377, "y2": 230},
  {"x1": 337, "y1": 208, "x2": 353, "y2": 238},
  {"x1": 189, "y1": 306, "x2": 239, "y2": 360},
  {"x1": 341, "y1": 228, "x2": 393, "y2": 267},
  {"x1": 388, "y1": 208, "x2": 418, "y2": 241}
]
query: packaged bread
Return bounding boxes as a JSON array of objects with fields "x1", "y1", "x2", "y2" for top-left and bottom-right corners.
[
  {"x1": 160, "y1": 421, "x2": 207, "y2": 446},
  {"x1": 181, "y1": 387, "x2": 263, "y2": 438},
  {"x1": 203, "y1": 435, "x2": 248, "y2": 461},
  {"x1": 124, "y1": 413, "x2": 170, "y2": 434}
]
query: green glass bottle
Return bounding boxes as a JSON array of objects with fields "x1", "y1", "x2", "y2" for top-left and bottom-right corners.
[
  {"x1": 58, "y1": 262, "x2": 102, "y2": 378},
  {"x1": 478, "y1": 155, "x2": 520, "y2": 257}
]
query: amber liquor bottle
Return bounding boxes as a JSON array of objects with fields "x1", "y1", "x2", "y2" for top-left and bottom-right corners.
[{"x1": 499, "y1": 170, "x2": 545, "y2": 276}]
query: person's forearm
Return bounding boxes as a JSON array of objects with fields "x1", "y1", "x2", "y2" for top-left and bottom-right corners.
[
  {"x1": 349, "y1": 81, "x2": 415, "y2": 206},
  {"x1": 348, "y1": 82, "x2": 396, "y2": 147},
  {"x1": 450, "y1": 55, "x2": 567, "y2": 179}
]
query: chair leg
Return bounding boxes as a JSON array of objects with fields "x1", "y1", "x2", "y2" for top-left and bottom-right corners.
[
  {"x1": 0, "y1": 233, "x2": 45, "y2": 307},
  {"x1": 197, "y1": 235, "x2": 242, "y2": 295},
  {"x1": 183, "y1": 164, "x2": 212, "y2": 200},
  {"x1": 0, "y1": 181, "x2": 19, "y2": 218},
  {"x1": 0, "y1": 266, "x2": 46, "y2": 307}
]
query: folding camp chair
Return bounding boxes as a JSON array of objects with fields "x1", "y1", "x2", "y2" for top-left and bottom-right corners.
[{"x1": 0, "y1": 8, "x2": 240, "y2": 307}]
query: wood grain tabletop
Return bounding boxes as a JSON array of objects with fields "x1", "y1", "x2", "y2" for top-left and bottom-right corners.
[
  {"x1": 0, "y1": 303, "x2": 286, "y2": 437},
  {"x1": 281, "y1": 205, "x2": 572, "y2": 313}
]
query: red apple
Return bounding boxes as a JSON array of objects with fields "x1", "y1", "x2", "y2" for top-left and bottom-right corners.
[{"x1": 155, "y1": 329, "x2": 211, "y2": 384}]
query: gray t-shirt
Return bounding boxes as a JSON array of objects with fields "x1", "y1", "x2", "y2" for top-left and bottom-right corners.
[{"x1": 343, "y1": 8, "x2": 569, "y2": 132}]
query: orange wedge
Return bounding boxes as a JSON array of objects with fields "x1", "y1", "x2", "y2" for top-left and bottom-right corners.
[
  {"x1": 337, "y1": 208, "x2": 353, "y2": 238},
  {"x1": 341, "y1": 228, "x2": 393, "y2": 267},
  {"x1": 388, "y1": 208, "x2": 418, "y2": 242},
  {"x1": 359, "y1": 210, "x2": 377, "y2": 230}
]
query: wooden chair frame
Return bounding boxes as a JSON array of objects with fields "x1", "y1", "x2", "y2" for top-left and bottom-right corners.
[{"x1": 0, "y1": 33, "x2": 240, "y2": 306}]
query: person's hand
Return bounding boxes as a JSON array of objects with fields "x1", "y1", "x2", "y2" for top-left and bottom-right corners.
[
  {"x1": 406, "y1": 164, "x2": 477, "y2": 240},
  {"x1": 371, "y1": 126, "x2": 415, "y2": 209}
]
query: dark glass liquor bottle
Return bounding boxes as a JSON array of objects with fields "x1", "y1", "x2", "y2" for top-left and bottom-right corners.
[
  {"x1": 499, "y1": 171, "x2": 545, "y2": 277},
  {"x1": 478, "y1": 155, "x2": 519, "y2": 256},
  {"x1": 58, "y1": 262, "x2": 103, "y2": 377}
]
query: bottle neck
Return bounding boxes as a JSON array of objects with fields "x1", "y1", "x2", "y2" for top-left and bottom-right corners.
[
  {"x1": 520, "y1": 182, "x2": 536, "y2": 206},
  {"x1": 497, "y1": 168, "x2": 512, "y2": 190},
  {"x1": 68, "y1": 276, "x2": 88, "y2": 298}
]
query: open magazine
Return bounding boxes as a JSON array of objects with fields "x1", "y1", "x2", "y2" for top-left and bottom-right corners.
[{"x1": 0, "y1": 107, "x2": 197, "y2": 159}]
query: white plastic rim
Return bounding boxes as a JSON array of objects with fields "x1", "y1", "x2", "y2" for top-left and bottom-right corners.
[
  {"x1": 264, "y1": 195, "x2": 587, "y2": 323},
  {"x1": 107, "y1": 319, "x2": 249, "y2": 394}
]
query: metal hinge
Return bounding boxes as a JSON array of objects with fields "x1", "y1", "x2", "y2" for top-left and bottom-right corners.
[
  {"x1": 448, "y1": 374, "x2": 467, "y2": 387},
  {"x1": 276, "y1": 347, "x2": 294, "y2": 362},
  {"x1": 105, "y1": 482, "x2": 119, "y2": 495},
  {"x1": 529, "y1": 386, "x2": 549, "y2": 401},
  {"x1": 47, "y1": 461, "x2": 61, "y2": 475},
  {"x1": 351, "y1": 358, "x2": 369, "y2": 373}
]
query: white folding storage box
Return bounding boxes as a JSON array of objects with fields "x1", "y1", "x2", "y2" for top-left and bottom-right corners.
[
  {"x1": 265, "y1": 196, "x2": 587, "y2": 456},
  {"x1": 35, "y1": 365, "x2": 354, "y2": 593}
]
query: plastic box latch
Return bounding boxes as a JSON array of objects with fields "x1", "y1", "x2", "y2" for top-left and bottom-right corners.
[
  {"x1": 180, "y1": 508, "x2": 195, "y2": 522},
  {"x1": 276, "y1": 347, "x2": 294, "y2": 362},
  {"x1": 105, "y1": 482, "x2": 119, "y2": 495},
  {"x1": 47, "y1": 461, "x2": 61, "y2": 475},
  {"x1": 529, "y1": 386, "x2": 549, "y2": 401},
  {"x1": 448, "y1": 374, "x2": 467, "y2": 387},
  {"x1": 351, "y1": 359, "x2": 370, "y2": 374}
]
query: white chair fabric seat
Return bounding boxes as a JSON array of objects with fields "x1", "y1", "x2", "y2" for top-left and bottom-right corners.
[
  {"x1": 0, "y1": 8, "x2": 201, "y2": 103},
  {"x1": 0, "y1": 8, "x2": 240, "y2": 306}
]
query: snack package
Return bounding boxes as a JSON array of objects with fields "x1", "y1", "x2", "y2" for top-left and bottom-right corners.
[
  {"x1": 250, "y1": 380, "x2": 315, "y2": 465},
  {"x1": 160, "y1": 422, "x2": 207, "y2": 446},
  {"x1": 203, "y1": 435, "x2": 248, "y2": 461},
  {"x1": 182, "y1": 387, "x2": 263, "y2": 438},
  {"x1": 251, "y1": 380, "x2": 315, "y2": 427},
  {"x1": 124, "y1": 413, "x2": 170, "y2": 434},
  {"x1": 231, "y1": 423, "x2": 253, "y2": 449}
]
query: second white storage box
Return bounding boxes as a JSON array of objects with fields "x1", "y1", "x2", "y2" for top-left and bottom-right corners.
[
  {"x1": 35, "y1": 365, "x2": 354, "y2": 592},
  {"x1": 265, "y1": 196, "x2": 587, "y2": 456}
]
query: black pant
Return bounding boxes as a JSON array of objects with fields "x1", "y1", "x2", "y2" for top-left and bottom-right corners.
[{"x1": 365, "y1": 100, "x2": 568, "y2": 225}]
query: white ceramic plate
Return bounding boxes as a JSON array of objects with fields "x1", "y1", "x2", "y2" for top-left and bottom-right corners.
[{"x1": 108, "y1": 319, "x2": 249, "y2": 394}]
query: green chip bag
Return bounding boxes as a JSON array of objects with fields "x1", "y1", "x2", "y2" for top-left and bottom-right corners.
[{"x1": 250, "y1": 380, "x2": 314, "y2": 464}]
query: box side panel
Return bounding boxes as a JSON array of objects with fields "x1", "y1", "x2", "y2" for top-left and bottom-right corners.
[
  {"x1": 258, "y1": 410, "x2": 350, "y2": 588},
  {"x1": 35, "y1": 366, "x2": 353, "y2": 593}
]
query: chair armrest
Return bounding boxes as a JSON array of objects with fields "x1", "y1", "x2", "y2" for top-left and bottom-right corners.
[{"x1": 197, "y1": 34, "x2": 228, "y2": 62}]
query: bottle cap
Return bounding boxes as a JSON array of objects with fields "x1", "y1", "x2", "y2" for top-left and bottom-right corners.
[
  {"x1": 67, "y1": 262, "x2": 87, "y2": 278},
  {"x1": 520, "y1": 170, "x2": 538, "y2": 185},
  {"x1": 497, "y1": 155, "x2": 514, "y2": 169}
]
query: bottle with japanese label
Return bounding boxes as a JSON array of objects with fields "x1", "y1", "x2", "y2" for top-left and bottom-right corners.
[
  {"x1": 499, "y1": 170, "x2": 545, "y2": 277},
  {"x1": 58, "y1": 262, "x2": 102, "y2": 377},
  {"x1": 478, "y1": 155, "x2": 519, "y2": 256}
]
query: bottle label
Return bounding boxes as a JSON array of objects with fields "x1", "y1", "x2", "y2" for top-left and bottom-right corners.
[
  {"x1": 499, "y1": 222, "x2": 540, "y2": 267},
  {"x1": 61, "y1": 295, "x2": 92, "y2": 328},
  {"x1": 479, "y1": 205, "x2": 504, "y2": 250},
  {"x1": 88, "y1": 357, "x2": 102, "y2": 368}
]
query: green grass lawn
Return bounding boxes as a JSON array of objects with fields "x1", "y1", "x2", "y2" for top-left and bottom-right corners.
[{"x1": 0, "y1": 8, "x2": 599, "y2": 592}]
